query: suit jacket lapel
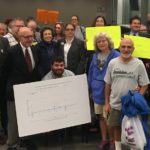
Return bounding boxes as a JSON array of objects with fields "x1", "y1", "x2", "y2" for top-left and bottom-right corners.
[
  {"x1": 17, "y1": 44, "x2": 28, "y2": 71},
  {"x1": 60, "y1": 39, "x2": 66, "y2": 58},
  {"x1": 18, "y1": 44, "x2": 37, "y2": 72},
  {"x1": 31, "y1": 46, "x2": 38, "y2": 67},
  {"x1": 67, "y1": 38, "x2": 76, "y2": 57}
]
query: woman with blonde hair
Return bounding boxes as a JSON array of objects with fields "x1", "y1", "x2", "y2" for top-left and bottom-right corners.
[{"x1": 88, "y1": 32, "x2": 120, "y2": 150}]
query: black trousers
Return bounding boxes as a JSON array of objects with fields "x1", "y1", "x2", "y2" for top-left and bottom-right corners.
[{"x1": 0, "y1": 93, "x2": 7, "y2": 135}]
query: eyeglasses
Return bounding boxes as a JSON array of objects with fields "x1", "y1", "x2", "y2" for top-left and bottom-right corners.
[
  {"x1": 22, "y1": 35, "x2": 33, "y2": 39},
  {"x1": 56, "y1": 27, "x2": 61, "y2": 29},
  {"x1": 15, "y1": 25, "x2": 25, "y2": 28},
  {"x1": 140, "y1": 30, "x2": 147, "y2": 32},
  {"x1": 71, "y1": 18, "x2": 78, "y2": 21},
  {"x1": 121, "y1": 46, "x2": 132, "y2": 49},
  {"x1": 65, "y1": 28, "x2": 74, "y2": 31}
]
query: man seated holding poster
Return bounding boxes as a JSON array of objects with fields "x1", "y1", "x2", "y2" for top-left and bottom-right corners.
[
  {"x1": 42, "y1": 56, "x2": 75, "y2": 140},
  {"x1": 42, "y1": 56, "x2": 74, "y2": 80}
]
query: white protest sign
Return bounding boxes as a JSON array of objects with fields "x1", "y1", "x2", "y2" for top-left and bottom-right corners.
[{"x1": 13, "y1": 74, "x2": 91, "y2": 137}]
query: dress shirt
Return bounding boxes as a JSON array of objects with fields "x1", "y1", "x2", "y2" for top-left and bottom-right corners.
[
  {"x1": 130, "y1": 31, "x2": 139, "y2": 36},
  {"x1": 64, "y1": 38, "x2": 74, "y2": 67},
  {"x1": 20, "y1": 43, "x2": 35, "y2": 69}
]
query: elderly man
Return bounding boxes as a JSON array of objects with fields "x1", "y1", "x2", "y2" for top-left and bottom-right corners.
[
  {"x1": 2, "y1": 27, "x2": 40, "y2": 150},
  {"x1": 125, "y1": 16, "x2": 150, "y2": 103},
  {"x1": 104, "y1": 38, "x2": 149, "y2": 150},
  {"x1": 4, "y1": 18, "x2": 25, "y2": 47},
  {"x1": 26, "y1": 19, "x2": 41, "y2": 43}
]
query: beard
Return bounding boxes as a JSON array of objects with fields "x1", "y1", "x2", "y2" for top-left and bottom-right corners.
[
  {"x1": 121, "y1": 53, "x2": 132, "y2": 59},
  {"x1": 53, "y1": 70, "x2": 64, "y2": 78}
]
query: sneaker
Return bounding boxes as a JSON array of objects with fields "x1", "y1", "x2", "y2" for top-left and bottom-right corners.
[
  {"x1": 98, "y1": 140, "x2": 108, "y2": 150},
  {"x1": 109, "y1": 141, "x2": 115, "y2": 150}
]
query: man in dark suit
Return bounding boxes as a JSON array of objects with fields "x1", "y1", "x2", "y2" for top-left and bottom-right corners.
[
  {"x1": 2, "y1": 27, "x2": 40, "y2": 150},
  {"x1": 0, "y1": 37, "x2": 10, "y2": 144},
  {"x1": 124, "y1": 16, "x2": 150, "y2": 38},
  {"x1": 146, "y1": 13, "x2": 150, "y2": 34},
  {"x1": 57, "y1": 23, "x2": 86, "y2": 75}
]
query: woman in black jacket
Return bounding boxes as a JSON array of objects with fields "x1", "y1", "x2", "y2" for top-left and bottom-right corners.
[{"x1": 36, "y1": 26, "x2": 57, "y2": 78}]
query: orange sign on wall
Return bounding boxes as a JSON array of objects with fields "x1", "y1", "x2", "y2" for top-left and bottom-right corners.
[{"x1": 36, "y1": 9, "x2": 59, "y2": 24}]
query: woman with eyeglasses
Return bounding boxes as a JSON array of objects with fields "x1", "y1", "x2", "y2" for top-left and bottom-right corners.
[
  {"x1": 36, "y1": 26, "x2": 57, "y2": 78},
  {"x1": 88, "y1": 32, "x2": 120, "y2": 150},
  {"x1": 57, "y1": 23, "x2": 86, "y2": 75}
]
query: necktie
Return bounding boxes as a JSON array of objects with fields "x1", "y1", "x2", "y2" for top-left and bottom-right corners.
[{"x1": 25, "y1": 49, "x2": 32, "y2": 72}]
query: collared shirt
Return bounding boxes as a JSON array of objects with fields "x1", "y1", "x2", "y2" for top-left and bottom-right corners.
[
  {"x1": 64, "y1": 38, "x2": 74, "y2": 67},
  {"x1": 20, "y1": 43, "x2": 35, "y2": 69},
  {"x1": 4, "y1": 32, "x2": 18, "y2": 47},
  {"x1": 130, "y1": 31, "x2": 139, "y2": 36}
]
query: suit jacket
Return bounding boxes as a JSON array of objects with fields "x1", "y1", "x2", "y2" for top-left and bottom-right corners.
[
  {"x1": 0, "y1": 37, "x2": 10, "y2": 106},
  {"x1": 2, "y1": 43, "x2": 41, "y2": 101},
  {"x1": 36, "y1": 40, "x2": 57, "y2": 78},
  {"x1": 0, "y1": 37, "x2": 10, "y2": 76},
  {"x1": 124, "y1": 31, "x2": 150, "y2": 38},
  {"x1": 57, "y1": 37, "x2": 86, "y2": 74}
]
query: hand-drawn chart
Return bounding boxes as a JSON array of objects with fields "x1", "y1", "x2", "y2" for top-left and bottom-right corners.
[{"x1": 14, "y1": 74, "x2": 91, "y2": 137}]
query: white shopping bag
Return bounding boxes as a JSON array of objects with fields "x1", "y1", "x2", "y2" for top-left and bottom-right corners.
[{"x1": 121, "y1": 115, "x2": 146, "y2": 150}]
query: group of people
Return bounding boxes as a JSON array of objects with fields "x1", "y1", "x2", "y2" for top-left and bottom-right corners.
[
  {"x1": 88, "y1": 15, "x2": 150, "y2": 150},
  {"x1": 0, "y1": 13, "x2": 149, "y2": 150}
]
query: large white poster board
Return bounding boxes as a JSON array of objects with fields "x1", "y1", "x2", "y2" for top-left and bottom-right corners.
[{"x1": 13, "y1": 74, "x2": 91, "y2": 137}]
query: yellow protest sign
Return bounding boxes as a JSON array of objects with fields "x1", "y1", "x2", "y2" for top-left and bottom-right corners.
[
  {"x1": 86, "y1": 26, "x2": 121, "y2": 50},
  {"x1": 124, "y1": 35, "x2": 150, "y2": 59}
]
